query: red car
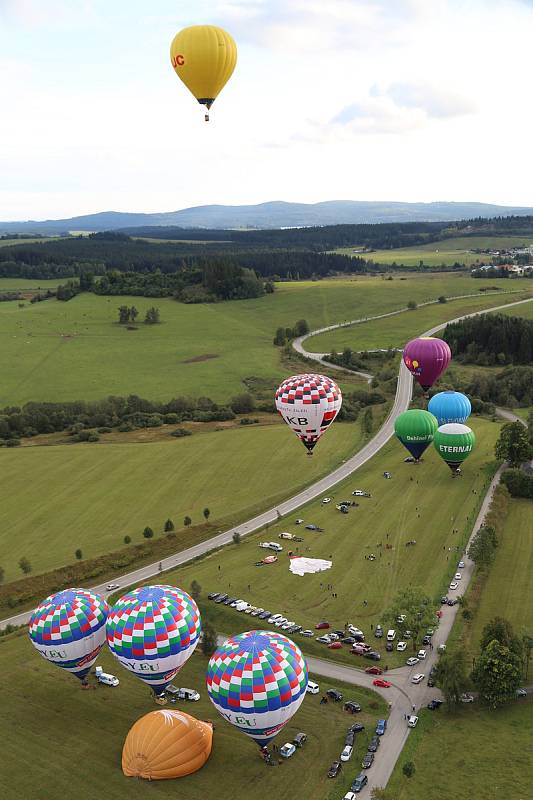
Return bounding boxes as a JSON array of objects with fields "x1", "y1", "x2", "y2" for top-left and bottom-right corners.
[
  {"x1": 373, "y1": 678, "x2": 392, "y2": 688},
  {"x1": 315, "y1": 621, "x2": 330, "y2": 630},
  {"x1": 365, "y1": 666, "x2": 383, "y2": 675},
  {"x1": 328, "y1": 641, "x2": 342, "y2": 650}
]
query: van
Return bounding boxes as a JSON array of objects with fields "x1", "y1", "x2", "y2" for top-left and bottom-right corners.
[
  {"x1": 306, "y1": 681, "x2": 320, "y2": 694},
  {"x1": 279, "y1": 532, "x2": 294, "y2": 540},
  {"x1": 166, "y1": 685, "x2": 200, "y2": 701},
  {"x1": 95, "y1": 666, "x2": 119, "y2": 687},
  {"x1": 386, "y1": 629, "x2": 396, "y2": 642}
]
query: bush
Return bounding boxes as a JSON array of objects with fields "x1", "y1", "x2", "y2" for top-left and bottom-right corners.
[
  {"x1": 232, "y1": 532, "x2": 241, "y2": 545},
  {"x1": 6, "y1": 438, "x2": 21, "y2": 447},
  {"x1": 124, "y1": 535, "x2": 131, "y2": 544},
  {"x1": 230, "y1": 393, "x2": 255, "y2": 414},
  {"x1": 97, "y1": 426, "x2": 112, "y2": 433},
  {"x1": 438, "y1": 295, "x2": 447, "y2": 303},
  {"x1": 239, "y1": 417, "x2": 259, "y2": 425},
  {"x1": 171, "y1": 428, "x2": 192, "y2": 437},
  {"x1": 407, "y1": 300, "x2": 417, "y2": 310},
  {"x1": 143, "y1": 527, "x2": 154, "y2": 539},
  {"x1": 118, "y1": 423, "x2": 134, "y2": 432}
]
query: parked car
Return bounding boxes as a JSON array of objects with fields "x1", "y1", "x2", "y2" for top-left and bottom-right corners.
[
  {"x1": 422, "y1": 635, "x2": 431, "y2": 646},
  {"x1": 449, "y1": 581, "x2": 458, "y2": 590},
  {"x1": 344, "y1": 701, "x2": 361, "y2": 713},
  {"x1": 315, "y1": 620, "x2": 330, "y2": 630},
  {"x1": 348, "y1": 723, "x2": 365, "y2": 734},
  {"x1": 376, "y1": 719, "x2": 387, "y2": 736},
  {"x1": 396, "y1": 641, "x2": 407, "y2": 652},
  {"x1": 322, "y1": 497, "x2": 332, "y2": 504},
  {"x1": 362, "y1": 752, "x2": 374, "y2": 769},
  {"x1": 250, "y1": 607, "x2": 263, "y2": 617},
  {"x1": 223, "y1": 597, "x2": 237, "y2": 606},
  {"x1": 207, "y1": 592, "x2": 219, "y2": 600},
  {"x1": 95, "y1": 666, "x2": 119, "y2": 687},
  {"x1": 365, "y1": 666, "x2": 383, "y2": 675},
  {"x1": 352, "y1": 490, "x2": 371, "y2": 497},
  {"x1": 386, "y1": 629, "x2": 396, "y2": 641},
  {"x1": 385, "y1": 642, "x2": 394, "y2": 652},
  {"x1": 259, "y1": 541, "x2": 283, "y2": 552},
  {"x1": 342, "y1": 636, "x2": 356, "y2": 645},
  {"x1": 274, "y1": 617, "x2": 288, "y2": 627},
  {"x1": 455, "y1": 572, "x2": 462, "y2": 580},
  {"x1": 258, "y1": 610, "x2": 271, "y2": 619},
  {"x1": 305, "y1": 524, "x2": 318, "y2": 530},
  {"x1": 215, "y1": 593, "x2": 228, "y2": 604},
  {"x1": 411, "y1": 673, "x2": 425, "y2": 684},
  {"x1": 267, "y1": 613, "x2": 283, "y2": 624},
  {"x1": 458, "y1": 560, "x2": 465, "y2": 568},
  {"x1": 460, "y1": 693, "x2": 474, "y2": 703},
  {"x1": 165, "y1": 685, "x2": 200, "y2": 701},
  {"x1": 427, "y1": 699, "x2": 443, "y2": 710},
  {"x1": 364, "y1": 651, "x2": 381, "y2": 661},
  {"x1": 516, "y1": 688, "x2": 527, "y2": 697},
  {"x1": 244, "y1": 605, "x2": 255, "y2": 614},
  {"x1": 338, "y1": 505, "x2": 349, "y2": 514},
  {"x1": 328, "y1": 642, "x2": 342, "y2": 650},
  {"x1": 373, "y1": 679, "x2": 391, "y2": 688},
  {"x1": 374, "y1": 625, "x2": 383, "y2": 638},
  {"x1": 293, "y1": 732, "x2": 307, "y2": 747},
  {"x1": 344, "y1": 731, "x2": 355, "y2": 747},
  {"x1": 407, "y1": 715, "x2": 419, "y2": 728},
  {"x1": 340, "y1": 745, "x2": 353, "y2": 762},
  {"x1": 326, "y1": 689, "x2": 343, "y2": 702},
  {"x1": 295, "y1": 518, "x2": 304, "y2": 524},
  {"x1": 367, "y1": 735, "x2": 380, "y2": 752},
  {"x1": 300, "y1": 629, "x2": 313, "y2": 637},
  {"x1": 317, "y1": 635, "x2": 332, "y2": 644},
  {"x1": 441, "y1": 595, "x2": 449, "y2": 604},
  {"x1": 396, "y1": 614, "x2": 406, "y2": 624},
  {"x1": 350, "y1": 773, "x2": 368, "y2": 793},
  {"x1": 417, "y1": 649, "x2": 427, "y2": 660},
  {"x1": 327, "y1": 760, "x2": 342, "y2": 778},
  {"x1": 406, "y1": 657, "x2": 419, "y2": 667},
  {"x1": 281, "y1": 620, "x2": 295, "y2": 630},
  {"x1": 279, "y1": 743, "x2": 296, "y2": 758},
  {"x1": 447, "y1": 598, "x2": 458, "y2": 606},
  {"x1": 306, "y1": 681, "x2": 320, "y2": 694},
  {"x1": 279, "y1": 532, "x2": 295, "y2": 540}
]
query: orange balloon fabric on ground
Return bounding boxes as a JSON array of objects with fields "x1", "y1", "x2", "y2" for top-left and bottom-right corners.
[{"x1": 122, "y1": 709, "x2": 213, "y2": 780}]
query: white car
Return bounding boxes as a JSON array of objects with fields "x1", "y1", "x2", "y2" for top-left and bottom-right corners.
[
  {"x1": 316, "y1": 634, "x2": 332, "y2": 644},
  {"x1": 458, "y1": 561, "x2": 465, "y2": 568},
  {"x1": 455, "y1": 573, "x2": 462, "y2": 580},
  {"x1": 235, "y1": 601, "x2": 249, "y2": 612},
  {"x1": 343, "y1": 793, "x2": 357, "y2": 800},
  {"x1": 406, "y1": 657, "x2": 419, "y2": 666},
  {"x1": 396, "y1": 614, "x2": 406, "y2": 624},
  {"x1": 328, "y1": 633, "x2": 340, "y2": 641},
  {"x1": 259, "y1": 542, "x2": 283, "y2": 552},
  {"x1": 250, "y1": 607, "x2": 263, "y2": 617},
  {"x1": 322, "y1": 497, "x2": 332, "y2": 504},
  {"x1": 280, "y1": 743, "x2": 296, "y2": 758},
  {"x1": 106, "y1": 584, "x2": 120, "y2": 591},
  {"x1": 417, "y1": 649, "x2": 427, "y2": 660},
  {"x1": 301, "y1": 629, "x2": 314, "y2": 637},
  {"x1": 396, "y1": 641, "x2": 407, "y2": 652},
  {"x1": 244, "y1": 606, "x2": 255, "y2": 614},
  {"x1": 95, "y1": 666, "x2": 119, "y2": 686},
  {"x1": 281, "y1": 621, "x2": 295, "y2": 630},
  {"x1": 460, "y1": 693, "x2": 474, "y2": 703},
  {"x1": 348, "y1": 626, "x2": 364, "y2": 637},
  {"x1": 407, "y1": 715, "x2": 419, "y2": 728},
  {"x1": 340, "y1": 745, "x2": 353, "y2": 762},
  {"x1": 268, "y1": 614, "x2": 283, "y2": 624},
  {"x1": 449, "y1": 581, "x2": 458, "y2": 590},
  {"x1": 412, "y1": 673, "x2": 425, "y2": 684},
  {"x1": 352, "y1": 490, "x2": 370, "y2": 497},
  {"x1": 274, "y1": 617, "x2": 288, "y2": 627},
  {"x1": 306, "y1": 681, "x2": 320, "y2": 694},
  {"x1": 295, "y1": 518, "x2": 304, "y2": 525}
]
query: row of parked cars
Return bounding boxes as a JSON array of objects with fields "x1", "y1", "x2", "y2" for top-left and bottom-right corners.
[
  {"x1": 207, "y1": 592, "x2": 315, "y2": 636},
  {"x1": 329, "y1": 717, "x2": 387, "y2": 796}
]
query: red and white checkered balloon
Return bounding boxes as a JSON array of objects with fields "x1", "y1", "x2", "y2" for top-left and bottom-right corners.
[{"x1": 275, "y1": 373, "x2": 342, "y2": 454}]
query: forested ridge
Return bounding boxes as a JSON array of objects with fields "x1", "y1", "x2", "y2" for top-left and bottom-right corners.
[{"x1": 443, "y1": 314, "x2": 533, "y2": 365}]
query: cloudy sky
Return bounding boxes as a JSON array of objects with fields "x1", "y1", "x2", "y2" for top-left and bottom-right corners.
[{"x1": 1, "y1": 0, "x2": 532, "y2": 219}]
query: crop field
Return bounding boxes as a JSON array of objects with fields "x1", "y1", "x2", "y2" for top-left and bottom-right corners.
[
  {"x1": 0, "y1": 417, "x2": 371, "y2": 583},
  {"x1": 0, "y1": 275, "x2": 529, "y2": 406},
  {"x1": 334, "y1": 235, "x2": 533, "y2": 266},
  {"x1": 459, "y1": 499, "x2": 533, "y2": 680},
  {"x1": 307, "y1": 290, "x2": 533, "y2": 353},
  {"x1": 1, "y1": 630, "x2": 387, "y2": 800},
  {"x1": 385, "y1": 701, "x2": 533, "y2": 800},
  {"x1": 153, "y1": 417, "x2": 501, "y2": 667}
]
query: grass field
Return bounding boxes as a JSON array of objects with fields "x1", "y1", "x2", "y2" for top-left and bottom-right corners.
[
  {"x1": 0, "y1": 277, "x2": 64, "y2": 290},
  {"x1": 148, "y1": 417, "x2": 501, "y2": 667},
  {"x1": 307, "y1": 290, "x2": 533, "y2": 353},
  {"x1": 334, "y1": 235, "x2": 533, "y2": 266},
  {"x1": 385, "y1": 701, "x2": 533, "y2": 800},
  {"x1": 458, "y1": 498, "x2": 533, "y2": 680},
  {"x1": 1, "y1": 629, "x2": 387, "y2": 800},
  {"x1": 0, "y1": 275, "x2": 529, "y2": 406},
  {"x1": 0, "y1": 416, "x2": 373, "y2": 583}
]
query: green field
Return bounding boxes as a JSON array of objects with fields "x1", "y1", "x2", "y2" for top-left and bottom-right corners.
[
  {"x1": 0, "y1": 277, "x2": 64, "y2": 290},
  {"x1": 0, "y1": 276, "x2": 529, "y2": 406},
  {"x1": 151, "y1": 418, "x2": 501, "y2": 667},
  {"x1": 0, "y1": 417, "x2": 372, "y2": 583},
  {"x1": 460, "y1": 498, "x2": 533, "y2": 680},
  {"x1": 385, "y1": 701, "x2": 533, "y2": 800},
  {"x1": 334, "y1": 235, "x2": 533, "y2": 266},
  {"x1": 0, "y1": 630, "x2": 387, "y2": 800},
  {"x1": 307, "y1": 291, "x2": 533, "y2": 353}
]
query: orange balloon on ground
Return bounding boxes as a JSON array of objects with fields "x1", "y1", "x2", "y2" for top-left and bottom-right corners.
[{"x1": 122, "y1": 709, "x2": 213, "y2": 780}]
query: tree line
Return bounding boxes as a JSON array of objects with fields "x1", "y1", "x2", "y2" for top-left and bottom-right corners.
[{"x1": 443, "y1": 314, "x2": 533, "y2": 366}]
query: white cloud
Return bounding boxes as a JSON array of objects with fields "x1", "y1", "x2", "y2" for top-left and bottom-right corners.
[{"x1": 0, "y1": 0, "x2": 97, "y2": 28}]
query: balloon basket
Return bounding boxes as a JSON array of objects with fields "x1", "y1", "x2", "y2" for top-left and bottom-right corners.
[{"x1": 154, "y1": 695, "x2": 167, "y2": 706}]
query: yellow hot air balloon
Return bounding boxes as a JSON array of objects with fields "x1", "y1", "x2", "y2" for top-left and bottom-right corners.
[
  {"x1": 170, "y1": 25, "x2": 237, "y2": 121},
  {"x1": 122, "y1": 709, "x2": 213, "y2": 780}
]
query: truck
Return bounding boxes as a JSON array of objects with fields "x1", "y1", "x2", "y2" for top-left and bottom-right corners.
[
  {"x1": 95, "y1": 666, "x2": 119, "y2": 687},
  {"x1": 165, "y1": 685, "x2": 200, "y2": 701}
]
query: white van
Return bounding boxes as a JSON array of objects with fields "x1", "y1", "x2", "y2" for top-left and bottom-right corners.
[
  {"x1": 306, "y1": 681, "x2": 320, "y2": 695},
  {"x1": 386, "y1": 629, "x2": 396, "y2": 642},
  {"x1": 95, "y1": 666, "x2": 119, "y2": 687},
  {"x1": 279, "y1": 532, "x2": 295, "y2": 540}
]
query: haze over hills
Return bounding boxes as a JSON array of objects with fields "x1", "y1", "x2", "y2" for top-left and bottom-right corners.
[{"x1": 2, "y1": 200, "x2": 533, "y2": 234}]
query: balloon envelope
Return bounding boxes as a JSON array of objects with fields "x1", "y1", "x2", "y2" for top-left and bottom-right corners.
[
  {"x1": 122, "y1": 709, "x2": 212, "y2": 780},
  {"x1": 170, "y1": 25, "x2": 237, "y2": 112},
  {"x1": 394, "y1": 409, "x2": 438, "y2": 460},
  {"x1": 403, "y1": 337, "x2": 451, "y2": 391},
  {"x1": 206, "y1": 630, "x2": 308, "y2": 747},
  {"x1": 433, "y1": 423, "x2": 475, "y2": 473},
  {"x1": 107, "y1": 585, "x2": 201, "y2": 695},
  {"x1": 28, "y1": 588, "x2": 108, "y2": 681},
  {"x1": 428, "y1": 391, "x2": 471, "y2": 426},
  {"x1": 275, "y1": 373, "x2": 342, "y2": 453}
]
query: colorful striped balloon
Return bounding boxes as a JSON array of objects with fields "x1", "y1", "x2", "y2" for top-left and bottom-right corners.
[
  {"x1": 206, "y1": 630, "x2": 308, "y2": 747},
  {"x1": 107, "y1": 585, "x2": 201, "y2": 696},
  {"x1": 275, "y1": 373, "x2": 342, "y2": 454},
  {"x1": 28, "y1": 588, "x2": 108, "y2": 683}
]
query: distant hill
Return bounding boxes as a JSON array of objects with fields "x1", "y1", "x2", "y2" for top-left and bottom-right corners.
[{"x1": 2, "y1": 200, "x2": 533, "y2": 234}]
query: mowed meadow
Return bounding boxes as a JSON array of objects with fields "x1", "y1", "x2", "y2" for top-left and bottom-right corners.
[
  {"x1": 0, "y1": 417, "x2": 369, "y2": 582},
  {"x1": 0, "y1": 274, "x2": 530, "y2": 405}
]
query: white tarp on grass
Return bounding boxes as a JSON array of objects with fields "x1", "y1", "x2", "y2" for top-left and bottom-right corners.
[{"x1": 289, "y1": 556, "x2": 332, "y2": 577}]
